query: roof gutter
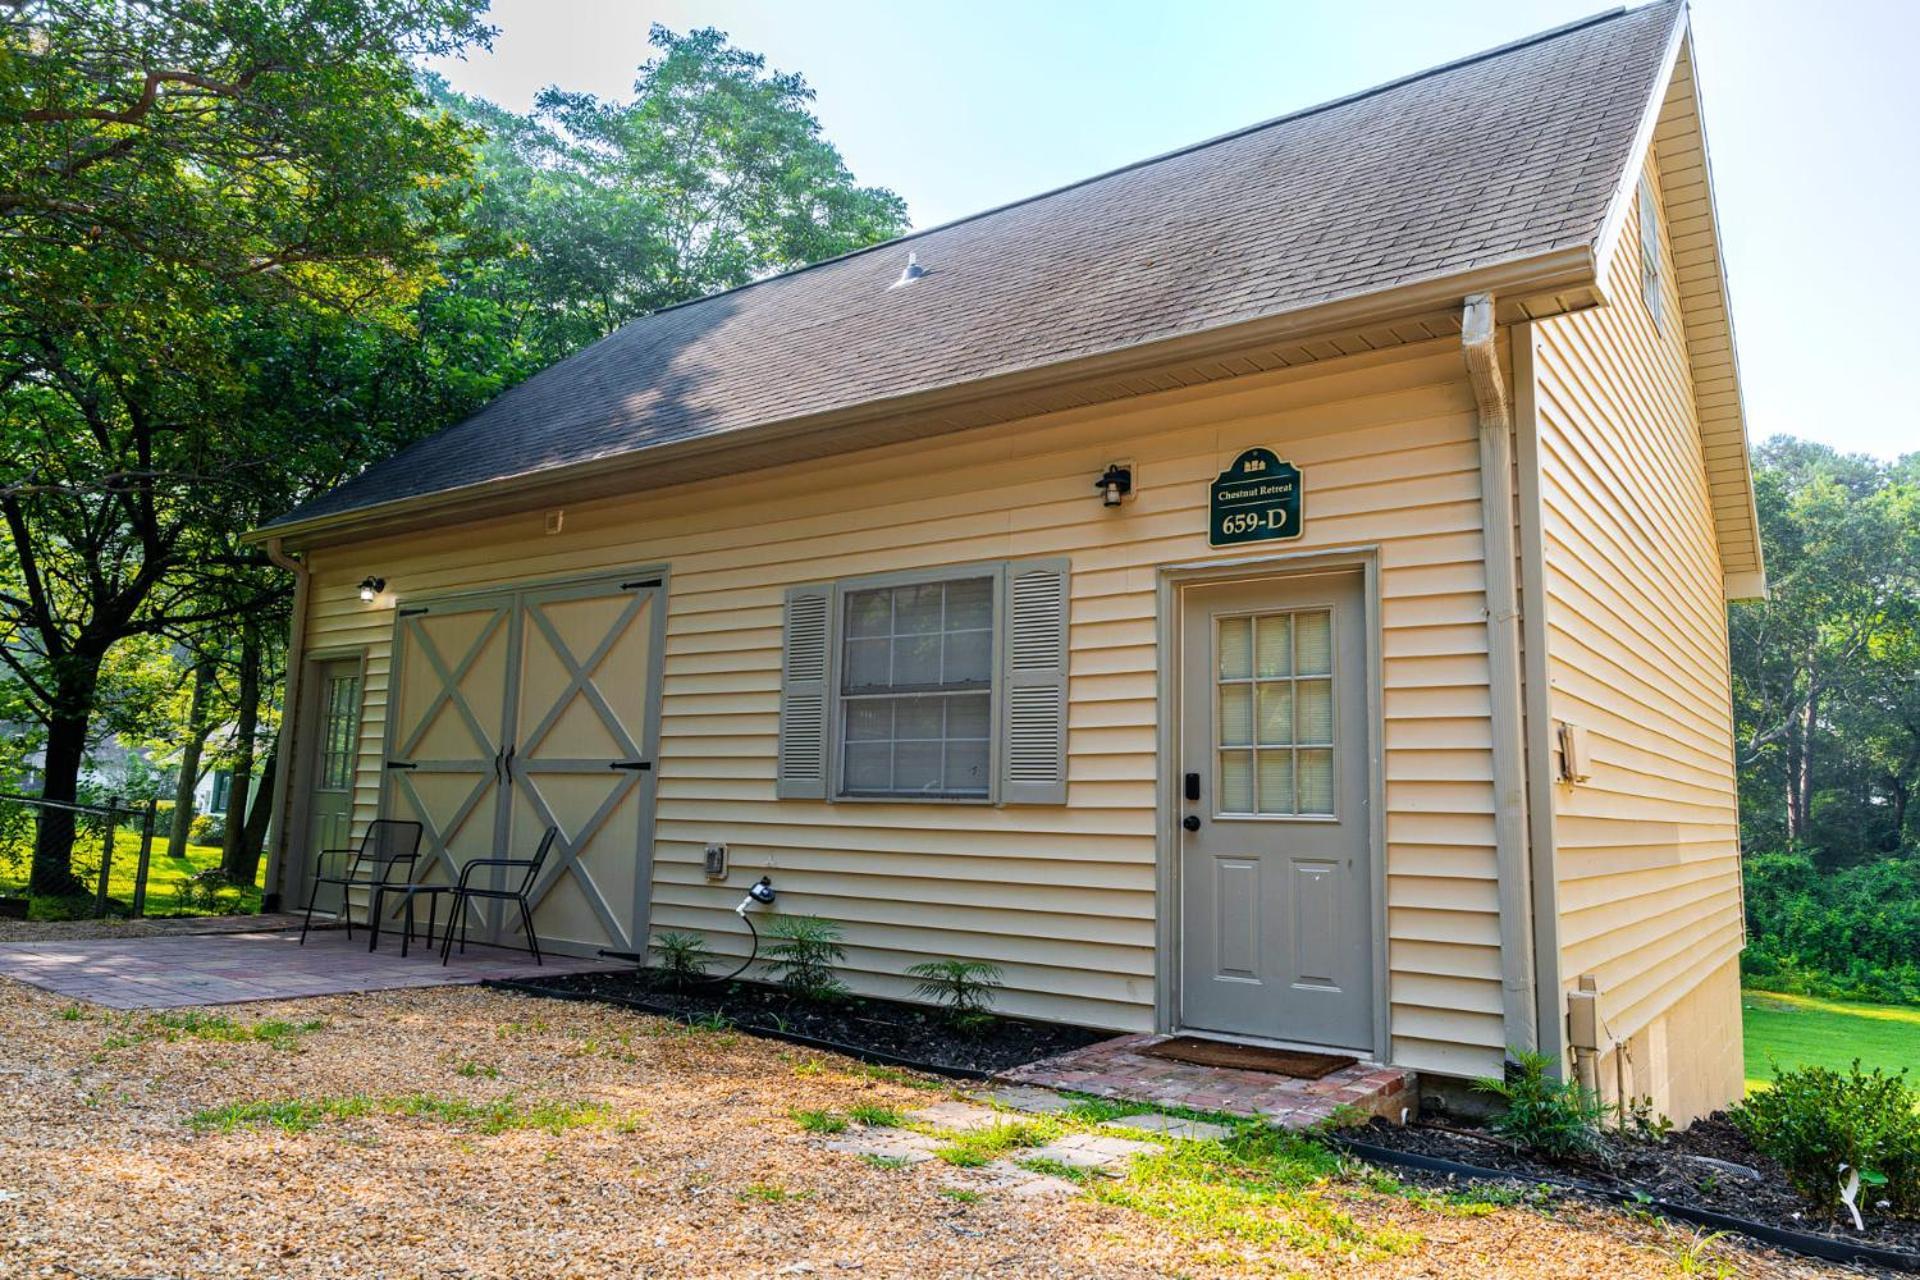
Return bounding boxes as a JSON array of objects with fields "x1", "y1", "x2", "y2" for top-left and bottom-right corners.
[
  {"x1": 1462, "y1": 294, "x2": 1539, "y2": 1058},
  {"x1": 249, "y1": 246, "x2": 1601, "y2": 551}
]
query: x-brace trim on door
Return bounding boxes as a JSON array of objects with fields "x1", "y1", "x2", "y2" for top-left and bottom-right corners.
[
  {"x1": 514, "y1": 772, "x2": 635, "y2": 950},
  {"x1": 397, "y1": 607, "x2": 508, "y2": 763},
  {"x1": 392, "y1": 605, "x2": 509, "y2": 887},
  {"x1": 506, "y1": 590, "x2": 654, "y2": 952},
  {"x1": 392, "y1": 768, "x2": 496, "y2": 888},
  {"x1": 515, "y1": 594, "x2": 649, "y2": 763}
]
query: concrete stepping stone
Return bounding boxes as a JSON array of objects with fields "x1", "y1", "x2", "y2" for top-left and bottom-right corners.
[
  {"x1": 906, "y1": 1099, "x2": 1007, "y2": 1131},
  {"x1": 1103, "y1": 1112, "x2": 1234, "y2": 1142},
  {"x1": 1005, "y1": 1172, "x2": 1080, "y2": 1198},
  {"x1": 972, "y1": 1085, "x2": 1077, "y2": 1115},
  {"x1": 1020, "y1": 1132, "x2": 1157, "y2": 1172},
  {"x1": 824, "y1": 1130, "x2": 940, "y2": 1165}
]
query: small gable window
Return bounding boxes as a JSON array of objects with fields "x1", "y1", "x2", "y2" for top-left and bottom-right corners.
[{"x1": 1638, "y1": 173, "x2": 1664, "y2": 332}]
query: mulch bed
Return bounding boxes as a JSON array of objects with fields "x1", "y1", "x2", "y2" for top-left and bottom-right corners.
[
  {"x1": 501, "y1": 968, "x2": 1110, "y2": 1077},
  {"x1": 1355, "y1": 1113, "x2": 1920, "y2": 1263}
]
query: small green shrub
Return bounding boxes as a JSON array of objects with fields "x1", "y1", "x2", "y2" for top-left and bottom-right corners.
[
  {"x1": 1474, "y1": 1049, "x2": 1612, "y2": 1160},
  {"x1": 846, "y1": 1104, "x2": 901, "y2": 1128},
  {"x1": 188, "y1": 813, "x2": 226, "y2": 845},
  {"x1": 791, "y1": 1108, "x2": 846, "y2": 1134},
  {"x1": 1730, "y1": 1060, "x2": 1920, "y2": 1218},
  {"x1": 905, "y1": 958, "x2": 1003, "y2": 1031},
  {"x1": 173, "y1": 868, "x2": 244, "y2": 915},
  {"x1": 762, "y1": 914, "x2": 847, "y2": 1002},
  {"x1": 651, "y1": 930, "x2": 711, "y2": 987},
  {"x1": 1621, "y1": 1093, "x2": 1673, "y2": 1143}
]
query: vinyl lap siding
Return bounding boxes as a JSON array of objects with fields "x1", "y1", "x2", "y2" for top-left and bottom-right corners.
[
  {"x1": 299, "y1": 340, "x2": 1503, "y2": 1067},
  {"x1": 1532, "y1": 152, "x2": 1744, "y2": 1045}
]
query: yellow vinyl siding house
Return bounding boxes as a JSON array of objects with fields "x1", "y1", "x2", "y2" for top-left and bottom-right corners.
[{"x1": 253, "y1": 1, "x2": 1761, "y2": 1120}]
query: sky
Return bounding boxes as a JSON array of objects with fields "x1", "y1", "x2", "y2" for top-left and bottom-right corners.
[{"x1": 424, "y1": 0, "x2": 1920, "y2": 461}]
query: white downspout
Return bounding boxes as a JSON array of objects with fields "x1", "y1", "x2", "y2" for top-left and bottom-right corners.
[
  {"x1": 1462, "y1": 293, "x2": 1538, "y2": 1056},
  {"x1": 262, "y1": 536, "x2": 311, "y2": 913}
]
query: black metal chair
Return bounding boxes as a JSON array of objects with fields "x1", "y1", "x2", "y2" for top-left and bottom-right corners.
[
  {"x1": 298, "y1": 819, "x2": 424, "y2": 946},
  {"x1": 441, "y1": 825, "x2": 558, "y2": 966}
]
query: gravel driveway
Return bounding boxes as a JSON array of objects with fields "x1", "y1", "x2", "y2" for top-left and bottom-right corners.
[{"x1": 0, "y1": 963, "x2": 1857, "y2": 1278}]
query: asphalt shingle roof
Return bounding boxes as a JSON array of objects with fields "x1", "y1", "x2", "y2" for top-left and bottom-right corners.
[{"x1": 274, "y1": 1, "x2": 1680, "y2": 530}]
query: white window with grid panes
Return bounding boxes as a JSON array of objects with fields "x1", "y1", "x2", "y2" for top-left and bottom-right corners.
[
  {"x1": 1214, "y1": 608, "x2": 1335, "y2": 816},
  {"x1": 839, "y1": 577, "x2": 994, "y2": 799},
  {"x1": 776, "y1": 560, "x2": 1071, "y2": 806}
]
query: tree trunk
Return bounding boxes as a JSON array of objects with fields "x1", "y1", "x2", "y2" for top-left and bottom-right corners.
[
  {"x1": 28, "y1": 652, "x2": 104, "y2": 897},
  {"x1": 220, "y1": 630, "x2": 261, "y2": 882},
  {"x1": 232, "y1": 736, "x2": 277, "y2": 888},
  {"x1": 29, "y1": 712, "x2": 91, "y2": 896},
  {"x1": 1785, "y1": 689, "x2": 1817, "y2": 843},
  {"x1": 167, "y1": 663, "x2": 215, "y2": 860}
]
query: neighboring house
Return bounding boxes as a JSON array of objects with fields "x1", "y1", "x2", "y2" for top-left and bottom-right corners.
[{"x1": 252, "y1": 1, "x2": 1760, "y2": 1121}]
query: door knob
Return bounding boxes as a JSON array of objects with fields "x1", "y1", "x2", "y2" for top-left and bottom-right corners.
[{"x1": 1182, "y1": 814, "x2": 1202, "y2": 832}]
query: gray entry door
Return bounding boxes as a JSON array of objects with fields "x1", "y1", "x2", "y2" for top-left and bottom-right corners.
[{"x1": 1178, "y1": 570, "x2": 1373, "y2": 1051}]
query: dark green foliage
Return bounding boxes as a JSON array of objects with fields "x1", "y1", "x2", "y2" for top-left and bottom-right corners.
[
  {"x1": 174, "y1": 868, "x2": 245, "y2": 916},
  {"x1": 1731, "y1": 442, "x2": 1919, "y2": 1003},
  {"x1": 1474, "y1": 1050, "x2": 1613, "y2": 1160},
  {"x1": 651, "y1": 930, "x2": 711, "y2": 987},
  {"x1": 1741, "y1": 848, "x2": 1920, "y2": 1004},
  {"x1": 1730, "y1": 1061, "x2": 1920, "y2": 1218},
  {"x1": 0, "y1": 9, "x2": 907, "y2": 897},
  {"x1": 761, "y1": 914, "x2": 847, "y2": 1002},
  {"x1": 905, "y1": 958, "x2": 1004, "y2": 1031}
]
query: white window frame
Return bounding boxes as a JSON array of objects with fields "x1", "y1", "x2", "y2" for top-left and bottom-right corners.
[
  {"x1": 827, "y1": 561, "x2": 1006, "y2": 805},
  {"x1": 1638, "y1": 172, "x2": 1664, "y2": 333}
]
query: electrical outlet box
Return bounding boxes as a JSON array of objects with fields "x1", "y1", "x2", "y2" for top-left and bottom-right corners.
[
  {"x1": 1557, "y1": 721, "x2": 1592, "y2": 783},
  {"x1": 1567, "y1": 973, "x2": 1602, "y2": 1050},
  {"x1": 545, "y1": 509, "x2": 564, "y2": 535},
  {"x1": 703, "y1": 842, "x2": 727, "y2": 880}
]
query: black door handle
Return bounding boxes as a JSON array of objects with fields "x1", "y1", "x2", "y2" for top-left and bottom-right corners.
[
  {"x1": 1182, "y1": 814, "x2": 1202, "y2": 832},
  {"x1": 1184, "y1": 772, "x2": 1201, "y2": 802}
]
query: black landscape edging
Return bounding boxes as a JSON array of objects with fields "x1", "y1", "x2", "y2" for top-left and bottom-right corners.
[
  {"x1": 483, "y1": 976, "x2": 996, "y2": 1081},
  {"x1": 1331, "y1": 1134, "x2": 1920, "y2": 1274}
]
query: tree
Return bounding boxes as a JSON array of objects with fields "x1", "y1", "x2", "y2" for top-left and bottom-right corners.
[
  {"x1": 427, "y1": 25, "x2": 909, "y2": 370},
  {"x1": 1731, "y1": 439, "x2": 1920, "y2": 858},
  {"x1": 2, "y1": 12, "x2": 908, "y2": 902},
  {"x1": 0, "y1": 0, "x2": 489, "y2": 894},
  {"x1": 164, "y1": 661, "x2": 214, "y2": 860}
]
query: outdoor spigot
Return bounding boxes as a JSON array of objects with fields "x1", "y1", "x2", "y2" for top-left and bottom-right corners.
[{"x1": 736, "y1": 876, "x2": 775, "y2": 916}]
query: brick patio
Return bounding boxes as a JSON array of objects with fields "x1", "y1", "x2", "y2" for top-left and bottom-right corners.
[
  {"x1": 0, "y1": 924, "x2": 617, "y2": 1010},
  {"x1": 998, "y1": 1033, "x2": 1416, "y2": 1130}
]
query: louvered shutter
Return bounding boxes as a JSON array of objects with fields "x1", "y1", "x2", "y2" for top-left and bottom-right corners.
[
  {"x1": 777, "y1": 584, "x2": 832, "y2": 798},
  {"x1": 998, "y1": 558, "x2": 1070, "y2": 804}
]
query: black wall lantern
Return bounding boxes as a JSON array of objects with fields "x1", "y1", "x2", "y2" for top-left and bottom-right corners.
[
  {"x1": 357, "y1": 576, "x2": 386, "y2": 603},
  {"x1": 1095, "y1": 463, "x2": 1133, "y2": 507}
]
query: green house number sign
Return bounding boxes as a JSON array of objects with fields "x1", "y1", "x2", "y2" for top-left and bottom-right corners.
[{"x1": 1209, "y1": 447, "x2": 1303, "y2": 547}]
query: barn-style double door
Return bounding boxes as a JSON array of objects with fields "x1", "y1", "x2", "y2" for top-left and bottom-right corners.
[{"x1": 381, "y1": 573, "x2": 664, "y2": 957}]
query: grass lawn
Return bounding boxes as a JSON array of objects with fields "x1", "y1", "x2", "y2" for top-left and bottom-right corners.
[
  {"x1": 1, "y1": 830, "x2": 265, "y2": 919},
  {"x1": 1742, "y1": 987, "x2": 1920, "y2": 1093}
]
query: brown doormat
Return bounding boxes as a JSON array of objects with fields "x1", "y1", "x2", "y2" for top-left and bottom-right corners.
[{"x1": 1143, "y1": 1036, "x2": 1356, "y2": 1079}]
